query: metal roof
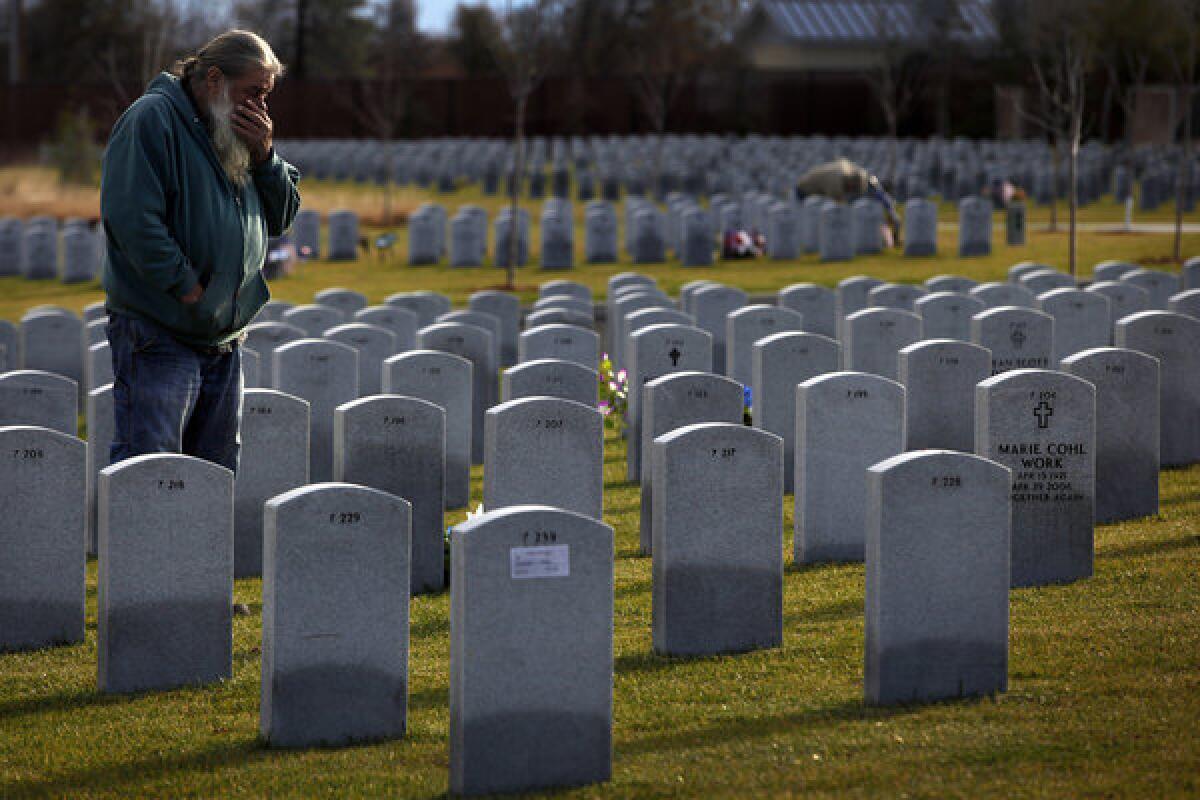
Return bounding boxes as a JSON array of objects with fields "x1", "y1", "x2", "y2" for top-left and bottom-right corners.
[{"x1": 754, "y1": 0, "x2": 998, "y2": 45}]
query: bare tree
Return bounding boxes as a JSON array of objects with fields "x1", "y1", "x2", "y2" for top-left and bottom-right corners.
[
  {"x1": 1011, "y1": 0, "x2": 1099, "y2": 276},
  {"x1": 488, "y1": 0, "x2": 563, "y2": 290},
  {"x1": 1164, "y1": 0, "x2": 1200, "y2": 264},
  {"x1": 1097, "y1": 0, "x2": 1169, "y2": 184},
  {"x1": 862, "y1": 0, "x2": 928, "y2": 191}
]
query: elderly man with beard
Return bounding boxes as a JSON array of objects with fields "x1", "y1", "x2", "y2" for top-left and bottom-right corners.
[{"x1": 100, "y1": 30, "x2": 300, "y2": 473}]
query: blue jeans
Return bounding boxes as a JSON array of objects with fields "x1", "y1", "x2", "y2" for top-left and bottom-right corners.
[{"x1": 107, "y1": 312, "x2": 242, "y2": 474}]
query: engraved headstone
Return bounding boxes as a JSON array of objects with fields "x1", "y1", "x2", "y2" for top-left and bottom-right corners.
[
  {"x1": 417, "y1": 323, "x2": 495, "y2": 465},
  {"x1": 1121, "y1": 268, "x2": 1181, "y2": 309},
  {"x1": 20, "y1": 311, "x2": 83, "y2": 392},
  {"x1": 899, "y1": 339, "x2": 990, "y2": 451},
  {"x1": 818, "y1": 202, "x2": 854, "y2": 262},
  {"x1": 85, "y1": 384, "x2": 114, "y2": 555},
  {"x1": 585, "y1": 203, "x2": 619, "y2": 263},
  {"x1": 0, "y1": 216, "x2": 21, "y2": 276},
  {"x1": 852, "y1": 196, "x2": 883, "y2": 254},
  {"x1": 1092, "y1": 260, "x2": 1137, "y2": 283},
  {"x1": 292, "y1": 209, "x2": 321, "y2": 259},
  {"x1": 469, "y1": 291, "x2": 520, "y2": 368},
  {"x1": 245, "y1": 322, "x2": 306, "y2": 387},
  {"x1": 256, "y1": 300, "x2": 296, "y2": 323},
  {"x1": 355, "y1": 306, "x2": 419, "y2": 352},
  {"x1": 778, "y1": 283, "x2": 837, "y2": 339},
  {"x1": 970, "y1": 282, "x2": 1037, "y2": 310},
  {"x1": 519, "y1": 324, "x2": 599, "y2": 371},
  {"x1": 903, "y1": 197, "x2": 937, "y2": 256},
  {"x1": 314, "y1": 288, "x2": 368, "y2": 317},
  {"x1": 502, "y1": 359, "x2": 598, "y2": 407},
  {"x1": 726, "y1": 305, "x2": 805, "y2": 388},
  {"x1": 324, "y1": 323, "x2": 396, "y2": 397},
  {"x1": 274, "y1": 339, "x2": 358, "y2": 483},
  {"x1": 957, "y1": 196, "x2": 992, "y2": 257},
  {"x1": 915, "y1": 292, "x2": 986, "y2": 341},
  {"x1": 868, "y1": 283, "x2": 928, "y2": 312},
  {"x1": 1037, "y1": 288, "x2": 1111, "y2": 362},
  {"x1": 385, "y1": 291, "x2": 452, "y2": 328},
  {"x1": 1020, "y1": 269, "x2": 1075, "y2": 296},
  {"x1": 327, "y1": 209, "x2": 359, "y2": 261},
  {"x1": 85, "y1": 341, "x2": 113, "y2": 394},
  {"x1": 971, "y1": 307, "x2": 1054, "y2": 375},
  {"x1": 690, "y1": 285, "x2": 746, "y2": 375},
  {"x1": 1115, "y1": 311, "x2": 1200, "y2": 466},
  {"x1": 843, "y1": 308, "x2": 923, "y2": 380},
  {"x1": 836, "y1": 275, "x2": 885, "y2": 339},
  {"x1": 925, "y1": 275, "x2": 978, "y2": 294},
  {"x1": 282, "y1": 304, "x2": 346, "y2": 339},
  {"x1": 0, "y1": 370, "x2": 77, "y2": 434}
]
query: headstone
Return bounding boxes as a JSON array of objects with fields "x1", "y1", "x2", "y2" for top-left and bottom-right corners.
[
  {"x1": 970, "y1": 282, "x2": 1037, "y2": 310},
  {"x1": 915, "y1": 292, "x2": 986, "y2": 341},
  {"x1": 836, "y1": 275, "x2": 885, "y2": 338},
  {"x1": 334, "y1": 395, "x2": 445, "y2": 593},
  {"x1": 818, "y1": 203, "x2": 854, "y2": 262},
  {"x1": 852, "y1": 196, "x2": 883, "y2": 254},
  {"x1": 255, "y1": 300, "x2": 294, "y2": 323},
  {"x1": 1115, "y1": 311, "x2": 1200, "y2": 466},
  {"x1": 20, "y1": 311, "x2": 83, "y2": 392},
  {"x1": 540, "y1": 280, "x2": 592, "y2": 302},
  {"x1": 681, "y1": 209, "x2": 713, "y2": 266},
  {"x1": 525, "y1": 307, "x2": 593, "y2": 330},
  {"x1": 971, "y1": 307, "x2": 1054, "y2": 375},
  {"x1": 1092, "y1": 260, "x2": 1138, "y2": 283},
  {"x1": 98, "y1": 453, "x2": 233, "y2": 693},
  {"x1": 903, "y1": 197, "x2": 937, "y2": 256},
  {"x1": 383, "y1": 350, "x2": 473, "y2": 509},
  {"x1": 502, "y1": 359, "x2": 598, "y2": 407},
  {"x1": 292, "y1": 209, "x2": 321, "y2": 259},
  {"x1": 417, "y1": 323, "x2": 495, "y2": 465},
  {"x1": 626, "y1": 324, "x2": 713, "y2": 481},
  {"x1": 85, "y1": 341, "x2": 113, "y2": 394},
  {"x1": 777, "y1": 283, "x2": 837, "y2": 338},
  {"x1": 0, "y1": 370, "x2": 77, "y2": 434},
  {"x1": 752, "y1": 331, "x2": 841, "y2": 493},
  {"x1": 282, "y1": 304, "x2": 346, "y2": 339},
  {"x1": 899, "y1": 339, "x2": 990, "y2": 451},
  {"x1": 0, "y1": 319, "x2": 15, "y2": 372},
  {"x1": 61, "y1": 226, "x2": 97, "y2": 283},
  {"x1": 726, "y1": 304, "x2": 805, "y2": 389},
  {"x1": 20, "y1": 219, "x2": 57, "y2": 279},
  {"x1": 385, "y1": 291, "x2": 452, "y2": 328},
  {"x1": 0, "y1": 425, "x2": 85, "y2": 652},
  {"x1": 324, "y1": 323, "x2": 396, "y2": 397},
  {"x1": 519, "y1": 324, "x2": 599, "y2": 371},
  {"x1": 240, "y1": 347, "x2": 261, "y2": 388},
  {"x1": 585, "y1": 204, "x2": 619, "y2": 263},
  {"x1": 924, "y1": 275, "x2": 978, "y2": 294},
  {"x1": 632, "y1": 209, "x2": 666, "y2": 264},
  {"x1": 868, "y1": 283, "x2": 929, "y2": 312},
  {"x1": 0, "y1": 216, "x2": 20, "y2": 276},
  {"x1": 484, "y1": 397, "x2": 603, "y2": 519},
  {"x1": 439, "y1": 310, "x2": 503, "y2": 370},
  {"x1": 449, "y1": 506, "x2": 613, "y2": 796},
  {"x1": 245, "y1": 322, "x2": 306, "y2": 387},
  {"x1": 274, "y1": 339, "x2": 358, "y2": 483},
  {"x1": 651, "y1": 423, "x2": 783, "y2": 654},
  {"x1": 690, "y1": 285, "x2": 746, "y2": 374},
  {"x1": 469, "y1": 291, "x2": 521, "y2": 367},
  {"x1": 766, "y1": 203, "x2": 800, "y2": 259},
  {"x1": 1169, "y1": 288, "x2": 1200, "y2": 318},
  {"x1": 448, "y1": 212, "x2": 483, "y2": 267},
  {"x1": 1061, "y1": 348, "x2": 1159, "y2": 523},
  {"x1": 639, "y1": 372, "x2": 745, "y2": 553},
  {"x1": 610, "y1": 292, "x2": 672, "y2": 369},
  {"x1": 1008, "y1": 262, "x2": 1051, "y2": 284},
  {"x1": 864, "y1": 450, "x2": 1010, "y2": 705},
  {"x1": 1005, "y1": 201, "x2": 1026, "y2": 245},
  {"x1": 327, "y1": 210, "x2": 359, "y2": 261},
  {"x1": 975, "y1": 369, "x2": 1096, "y2": 587},
  {"x1": 355, "y1": 305, "x2": 419, "y2": 352},
  {"x1": 1121, "y1": 268, "x2": 1181, "y2": 309},
  {"x1": 234, "y1": 389, "x2": 309, "y2": 578},
  {"x1": 1183, "y1": 257, "x2": 1200, "y2": 289},
  {"x1": 1020, "y1": 269, "x2": 1076, "y2": 295},
  {"x1": 261, "y1": 483, "x2": 411, "y2": 747},
  {"x1": 1037, "y1": 288, "x2": 1111, "y2": 362},
  {"x1": 540, "y1": 211, "x2": 575, "y2": 270},
  {"x1": 843, "y1": 308, "x2": 923, "y2": 380},
  {"x1": 795, "y1": 372, "x2": 905, "y2": 563},
  {"x1": 957, "y1": 196, "x2": 992, "y2": 257},
  {"x1": 314, "y1": 288, "x2": 368, "y2": 317},
  {"x1": 85, "y1": 384, "x2": 115, "y2": 555}
]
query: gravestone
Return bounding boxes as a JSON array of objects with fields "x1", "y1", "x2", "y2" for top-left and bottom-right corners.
[
  {"x1": 0, "y1": 370, "x2": 77, "y2": 434},
  {"x1": 540, "y1": 211, "x2": 575, "y2": 270},
  {"x1": 1092, "y1": 260, "x2": 1138, "y2": 283},
  {"x1": 836, "y1": 275, "x2": 886, "y2": 339},
  {"x1": 726, "y1": 304, "x2": 805, "y2": 389},
  {"x1": 689, "y1": 285, "x2": 746, "y2": 374},
  {"x1": 800, "y1": 195, "x2": 824, "y2": 252},
  {"x1": 681, "y1": 209, "x2": 714, "y2": 266},
  {"x1": 843, "y1": 308, "x2": 923, "y2": 381},
  {"x1": 1008, "y1": 262, "x2": 1051, "y2": 284},
  {"x1": 274, "y1": 339, "x2": 358, "y2": 483},
  {"x1": 324, "y1": 323, "x2": 396, "y2": 397},
  {"x1": 418, "y1": 322, "x2": 495, "y2": 465},
  {"x1": 1061, "y1": 348, "x2": 1159, "y2": 523},
  {"x1": 314, "y1": 288, "x2": 368, "y2": 317},
  {"x1": 1037, "y1": 288, "x2": 1111, "y2": 362},
  {"x1": 1020, "y1": 269, "x2": 1076, "y2": 296},
  {"x1": 98, "y1": 453, "x2": 233, "y2": 693},
  {"x1": 1169, "y1": 288, "x2": 1200, "y2": 318},
  {"x1": 502, "y1": 359, "x2": 598, "y2": 407},
  {"x1": 957, "y1": 196, "x2": 992, "y2": 257},
  {"x1": 752, "y1": 331, "x2": 841, "y2": 493},
  {"x1": 969, "y1": 282, "x2": 1037, "y2": 310},
  {"x1": 795, "y1": 372, "x2": 905, "y2": 563},
  {"x1": 818, "y1": 203, "x2": 854, "y2": 262},
  {"x1": 85, "y1": 341, "x2": 113, "y2": 394},
  {"x1": 651, "y1": 423, "x2": 783, "y2": 655},
  {"x1": 975, "y1": 369, "x2": 1096, "y2": 587},
  {"x1": 449, "y1": 506, "x2": 613, "y2": 796},
  {"x1": 0, "y1": 217, "x2": 20, "y2": 276},
  {"x1": 261, "y1": 483, "x2": 411, "y2": 748},
  {"x1": 626, "y1": 324, "x2": 713, "y2": 481},
  {"x1": 899, "y1": 339, "x2": 990, "y2": 451},
  {"x1": 438, "y1": 310, "x2": 503, "y2": 370},
  {"x1": 61, "y1": 226, "x2": 97, "y2": 283},
  {"x1": 1115, "y1": 311, "x2": 1200, "y2": 466},
  {"x1": 519, "y1": 323, "x2": 598, "y2": 371},
  {"x1": 20, "y1": 311, "x2": 83, "y2": 392},
  {"x1": 632, "y1": 209, "x2": 667, "y2": 264},
  {"x1": 915, "y1": 292, "x2": 986, "y2": 341},
  {"x1": 0, "y1": 319, "x2": 15, "y2": 372},
  {"x1": 852, "y1": 196, "x2": 883, "y2": 254},
  {"x1": 256, "y1": 300, "x2": 295, "y2": 323},
  {"x1": 0, "y1": 425, "x2": 85, "y2": 652},
  {"x1": 240, "y1": 347, "x2": 261, "y2": 388},
  {"x1": 282, "y1": 305, "x2": 346, "y2": 339},
  {"x1": 327, "y1": 210, "x2": 359, "y2": 261},
  {"x1": 622, "y1": 308, "x2": 693, "y2": 372},
  {"x1": 971, "y1": 307, "x2": 1054, "y2": 375},
  {"x1": 334, "y1": 395, "x2": 445, "y2": 593},
  {"x1": 611, "y1": 291, "x2": 672, "y2": 369},
  {"x1": 777, "y1": 283, "x2": 837, "y2": 339},
  {"x1": 925, "y1": 275, "x2": 978, "y2": 294},
  {"x1": 448, "y1": 212, "x2": 483, "y2": 267},
  {"x1": 1121, "y1": 268, "x2": 1181, "y2": 309},
  {"x1": 540, "y1": 280, "x2": 592, "y2": 302},
  {"x1": 245, "y1": 322, "x2": 306, "y2": 388},
  {"x1": 469, "y1": 291, "x2": 521, "y2": 367},
  {"x1": 234, "y1": 389, "x2": 309, "y2": 578},
  {"x1": 484, "y1": 397, "x2": 603, "y2": 520},
  {"x1": 903, "y1": 197, "x2": 937, "y2": 256},
  {"x1": 525, "y1": 307, "x2": 593, "y2": 330},
  {"x1": 86, "y1": 384, "x2": 115, "y2": 555},
  {"x1": 355, "y1": 305, "x2": 419, "y2": 352},
  {"x1": 1006, "y1": 201, "x2": 1026, "y2": 245},
  {"x1": 20, "y1": 219, "x2": 57, "y2": 279},
  {"x1": 1184, "y1": 257, "x2": 1200, "y2": 289},
  {"x1": 383, "y1": 350, "x2": 473, "y2": 508},
  {"x1": 1086, "y1": 282, "x2": 1150, "y2": 339},
  {"x1": 868, "y1": 283, "x2": 928, "y2": 312},
  {"x1": 586, "y1": 204, "x2": 620, "y2": 263},
  {"x1": 384, "y1": 291, "x2": 452, "y2": 328},
  {"x1": 493, "y1": 210, "x2": 530, "y2": 268},
  {"x1": 640, "y1": 372, "x2": 745, "y2": 553},
  {"x1": 766, "y1": 203, "x2": 800, "y2": 259},
  {"x1": 865, "y1": 450, "x2": 1010, "y2": 705},
  {"x1": 292, "y1": 209, "x2": 321, "y2": 258}
]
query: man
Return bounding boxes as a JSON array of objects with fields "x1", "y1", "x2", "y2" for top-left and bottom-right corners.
[
  {"x1": 795, "y1": 158, "x2": 901, "y2": 246},
  {"x1": 101, "y1": 30, "x2": 300, "y2": 473}
]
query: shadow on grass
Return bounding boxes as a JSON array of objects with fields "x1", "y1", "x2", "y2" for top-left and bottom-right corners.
[
  {"x1": 0, "y1": 687, "x2": 118, "y2": 721},
  {"x1": 787, "y1": 596, "x2": 863, "y2": 625},
  {"x1": 1099, "y1": 533, "x2": 1200, "y2": 560}
]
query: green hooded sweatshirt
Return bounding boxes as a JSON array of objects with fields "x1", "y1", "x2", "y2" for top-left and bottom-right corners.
[{"x1": 100, "y1": 72, "x2": 301, "y2": 348}]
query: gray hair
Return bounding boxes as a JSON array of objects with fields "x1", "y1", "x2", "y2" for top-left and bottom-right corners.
[{"x1": 174, "y1": 30, "x2": 284, "y2": 83}]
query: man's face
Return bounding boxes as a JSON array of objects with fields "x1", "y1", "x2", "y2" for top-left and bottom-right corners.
[{"x1": 205, "y1": 66, "x2": 275, "y2": 114}]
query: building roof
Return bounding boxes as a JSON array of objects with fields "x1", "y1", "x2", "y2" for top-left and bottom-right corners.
[{"x1": 748, "y1": 0, "x2": 998, "y2": 47}]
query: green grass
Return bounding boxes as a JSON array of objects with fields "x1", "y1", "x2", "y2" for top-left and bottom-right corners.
[
  {"x1": 1, "y1": 179, "x2": 1199, "y2": 796},
  {"x1": 1, "y1": 431, "x2": 1197, "y2": 797}
]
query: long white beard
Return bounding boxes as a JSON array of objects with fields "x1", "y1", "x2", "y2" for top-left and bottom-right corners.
[{"x1": 209, "y1": 86, "x2": 251, "y2": 187}]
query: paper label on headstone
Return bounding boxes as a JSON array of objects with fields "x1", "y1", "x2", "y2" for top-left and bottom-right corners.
[{"x1": 510, "y1": 545, "x2": 570, "y2": 579}]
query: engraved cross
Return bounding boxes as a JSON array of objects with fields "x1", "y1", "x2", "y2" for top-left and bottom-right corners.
[{"x1": 1033, "y1": 401, "x2": 1053, "y2": 429}]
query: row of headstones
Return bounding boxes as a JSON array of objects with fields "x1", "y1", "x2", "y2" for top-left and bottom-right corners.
[{"x1": 0, "y1": 216, "x2": 102, "y2": 283}]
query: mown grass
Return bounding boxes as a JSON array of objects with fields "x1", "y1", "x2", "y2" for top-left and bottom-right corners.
[{"x1": 1, "y1": 429, "x2": 1197, "y2": 797}]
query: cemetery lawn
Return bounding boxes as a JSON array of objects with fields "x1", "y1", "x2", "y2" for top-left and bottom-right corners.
[{"x1": 0, "y1": 434, "x2": 1196, "y2": 797}]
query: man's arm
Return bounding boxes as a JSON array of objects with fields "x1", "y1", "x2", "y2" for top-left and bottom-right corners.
[
  {"x1": 100, "y1": 102, "x2": 202, "y2": 301},
  {"x1": 250, "y1": 151, "x2": 302, "y2": 238}
]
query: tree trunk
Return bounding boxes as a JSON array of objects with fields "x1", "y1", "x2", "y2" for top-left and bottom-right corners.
[
  {"x1": 507, "y1": 92, "x2": 527, "y2": 291},
  {"x1": 1069, "y1": 122, "x2": 1080, "y2": 277},
  {"x1": 1048, "y1": 140, "x2": 1060, "y2": 233}
]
